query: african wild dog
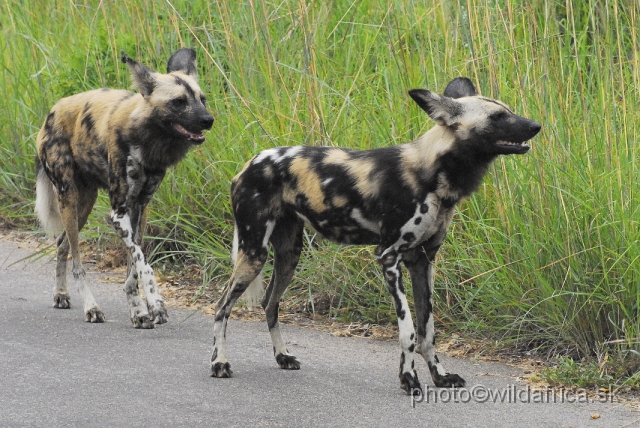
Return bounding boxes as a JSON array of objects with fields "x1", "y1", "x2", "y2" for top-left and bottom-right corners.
[
  {"x1": 35, "y1": 48, "x2": 213, "y2": 328},
  {"x1": 209, "y1": 77, "x2": 540, "y2": 395}
]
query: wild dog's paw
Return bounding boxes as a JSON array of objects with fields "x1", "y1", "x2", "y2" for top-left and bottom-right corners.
[
  {"x1": 149, "y1": 301, "x2": 168, "y2": 324},
  {"x1": 433, "y1": 373, "x2": 466, "y2": 388},
  {"x1": 275, "y1": 353, "x2": 301, "y2": 370},
  {"x1": 84, "y1": 306, "x2": 105, "y2": 323},
  {"x1": 53, "y1": 293, "x2": 71, "y2": 309},
  {"x1": 210, "y1": 362, "x2": 233, "y2": 378},
  {"x1": 131, "y1": 313, "x2": 155, "y2": 329},
  {"x1": 400, "y1": 371, "x2": 422, "y2": 395}
]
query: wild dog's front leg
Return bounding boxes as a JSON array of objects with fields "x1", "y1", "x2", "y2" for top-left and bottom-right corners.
[
  {"x1": 122, "y1": 258, "x2": 154, "y2": 329},
  {"x1": 110, "y1": 210, "x2": 163, "y2": 328},
  {"x1": 129, "y1": 204, "x2": 168, "y2": 324},
  {"x1": 377, "y1": 247, "x2": 421, "y2": 395},
  {"x1": 406, "y1": 245, "x2": 465, "y2": 388}
]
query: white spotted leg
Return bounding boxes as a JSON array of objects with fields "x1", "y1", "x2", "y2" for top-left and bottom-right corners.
[
  {"x1": 110, "y1": 211, "x2": 166, "y2": 328},
  {"x1": 377, "y1": 247, "x2": 421, "y2": 395},
  {"x1": 405, "y1": 245, "x2": 465, "y2": 388}
]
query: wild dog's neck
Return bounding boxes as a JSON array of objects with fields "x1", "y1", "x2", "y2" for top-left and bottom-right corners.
[
  {"x1": 124, "y1": 120, "x2": 192, "y2": 171},
  {"x1": 140, "y1": 137, "x2": 191, "y2": 170},
  {"x1": 118, "y1": 98, "x2": 191, "y2": 170},
  {"x1": 412, "y1": 126, "x2": 455, "y2": 168},
  {"x1": 405, "y1": 125, "x2": 496, "y2": 198},
  {"x1": 436, "y1": 146, "x2": 494, "y2": 198}
]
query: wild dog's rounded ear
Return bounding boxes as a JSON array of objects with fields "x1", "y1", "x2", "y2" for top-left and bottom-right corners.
[
  {"x1": 408, "y1": 89, "x2": 462, "y2": 128},
  {"x1": 167, "y1": 48, "x2": 198, "y2": 80},
  {"x1": 443, "y1": 77, "x2": 478, "y2": 99},
  {"x1": 121, "y1": 51, "x2": 157, "y2": 98}
]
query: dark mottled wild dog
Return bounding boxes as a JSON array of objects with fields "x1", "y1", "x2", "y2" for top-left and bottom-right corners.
[
  {"x1": 35, "y1": 48, "x2": 213, "y2": 328},
  {"x1": 209, "y1": 77, "x2": 540, "y2": 395}
]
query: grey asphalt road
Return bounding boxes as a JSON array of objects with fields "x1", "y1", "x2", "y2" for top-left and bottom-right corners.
[{"x1": 1, "y1": 237, "x2": 638, "y2": 427}]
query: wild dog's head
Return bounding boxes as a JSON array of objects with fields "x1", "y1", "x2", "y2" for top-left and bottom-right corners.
[
  {"x1": 409, "y1": 77, "x2": 540, "y2": 156},
  {"x1": 121, "y1": 48, "x2": 214, "y2": 144}
]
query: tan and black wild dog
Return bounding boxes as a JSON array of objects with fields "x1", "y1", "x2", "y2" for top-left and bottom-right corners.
[
  {"x1": 209, "y1": 77, "x2": 541, "y2": 395},
  {"x1": 35, "y1": 48, "x2": 213, "y2": 328}
]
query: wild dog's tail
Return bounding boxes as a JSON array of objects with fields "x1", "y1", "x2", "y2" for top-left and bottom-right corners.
[
  {"x1": 34, "y1": 157, "x2": 63, "y2": 234},
  {"x1": 232, "y1": 223, "x2": 265, "y2": 307}
]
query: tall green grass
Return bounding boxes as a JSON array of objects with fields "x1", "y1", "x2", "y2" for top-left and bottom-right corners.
[{"x1": 1, "y1": 0, "x2": 638, "y2": 377}]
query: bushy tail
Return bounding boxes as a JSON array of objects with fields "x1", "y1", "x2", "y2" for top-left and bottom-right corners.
[
  {"x1": 34, "y1": 158, "x2": 63, "y2": 234},
  {"x1": 232, "y1": 223, "x2": 264, "y2": 307}
]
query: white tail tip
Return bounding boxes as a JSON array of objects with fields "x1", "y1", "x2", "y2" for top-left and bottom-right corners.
[
  {"x1": 242, "y1": 270, "x2": 264, "y2": 308},
  {"x1": 34, "y1": 169, "x2": 63, "y2": 234},
  {"x1": 232, "y1": 222, "x2": 265, "y2": 308}
]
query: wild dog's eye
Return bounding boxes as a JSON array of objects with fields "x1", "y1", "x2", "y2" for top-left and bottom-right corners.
[
  {"x1": 171, "y1": 97, "x2": 187, "y2": 108},
  {"x1": 200, "y1": 95, "x2": 207, "y2": 106},
  {"x1": 490, "y1": 111, "x2": 507, "y2": 121}
]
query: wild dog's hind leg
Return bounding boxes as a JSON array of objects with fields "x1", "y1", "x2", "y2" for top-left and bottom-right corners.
[
  {"x1": 52, "y1": 185, "x2": 98, "y2": 310},
  {"x1": 210, "y1": 220, "x2": 274, "y2": 378},
  {"x1": 404, "y1": 245, "x2": 465, "y2": 388},
  {"x1": 57, "y1": 184, "x2": 104, "y2": 322},
  {"x1": 377, "y1": 246, "x2": 421, "y2": 395},
  {"x1": 263, "y1": 214, "x2": 303, "y2": 370},
  {"x1": 53, "y1": 232, "x2": 71, "y2": 308}
]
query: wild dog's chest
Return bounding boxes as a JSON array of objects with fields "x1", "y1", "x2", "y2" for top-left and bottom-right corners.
[
  {"x1": 103, "y1": 146, "x2": 166, "y2": 211},
  {"x1": 124, "y1": 148, "x2": 164, "y2": 199}
]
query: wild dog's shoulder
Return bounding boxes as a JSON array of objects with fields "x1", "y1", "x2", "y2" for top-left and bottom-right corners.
[{"x1": 249, "y1": 146, "x2": 307, "y2": 167}]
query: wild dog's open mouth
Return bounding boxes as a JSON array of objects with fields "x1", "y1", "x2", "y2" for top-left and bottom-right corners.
[
  {"x1": 495, "y1": 140, "x2": 530, "y2": 154},
  {"x1": 173, "y1": 123, "x2": 206, "y2": 143}
]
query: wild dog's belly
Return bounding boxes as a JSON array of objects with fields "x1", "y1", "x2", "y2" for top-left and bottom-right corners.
[
  {"x1": 73, "y1": 149, "x2": 110, "y2": 188},
  {"x1": 290, "y1": 193, "x2": 453, "y2": 249},
  {"x1": 293, "y1": 207, "x2": 381, "y2": 245}
]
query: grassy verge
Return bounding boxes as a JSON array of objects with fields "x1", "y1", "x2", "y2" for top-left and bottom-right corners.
[{"x1": 1, "y1": 0, "x2": 639, "y2": 388}]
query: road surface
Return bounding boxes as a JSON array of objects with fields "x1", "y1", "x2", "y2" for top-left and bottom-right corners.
[{"x1": 1, "y1": 237, "x2": 638, "y2": 427}]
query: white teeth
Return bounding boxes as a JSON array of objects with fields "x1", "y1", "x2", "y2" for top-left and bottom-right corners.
[
  {"x1": 497, "y1": 140, "x2": 526, "y2": 146},
  {"x1": 173, "y1": 123, "x2": 205, "y2": 140},
  {"x1": 495, "y1": 140, "x2": 530, "y2": 151}
]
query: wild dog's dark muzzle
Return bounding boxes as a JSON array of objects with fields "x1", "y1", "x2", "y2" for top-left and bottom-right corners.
[
  {"x1": 528, "y1": 121, "x2": 541, "y2": 136},
  {"x1": 200, "y1": 114, "x2": 214, "y2": 130},
  {"x1": 494, "y1": 118, "x2": 541, "y2": 155},
  {"x1": 172, "y1": 112, "x2": 214, "y2": 144}
]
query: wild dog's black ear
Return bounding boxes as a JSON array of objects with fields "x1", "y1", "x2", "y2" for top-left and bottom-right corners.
[
  {"x1": 409, "y1": 89, "x2": 462, "y2": 128},
  {"x1": 121, "y1": 51, "x2": 157, "y2": 98},
  {"x1": 166, "y1": 48, "x2": 198, "y2": 80},
  {"x1": 443, "y1": 77, "x2": 478, "y2": 99}
]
